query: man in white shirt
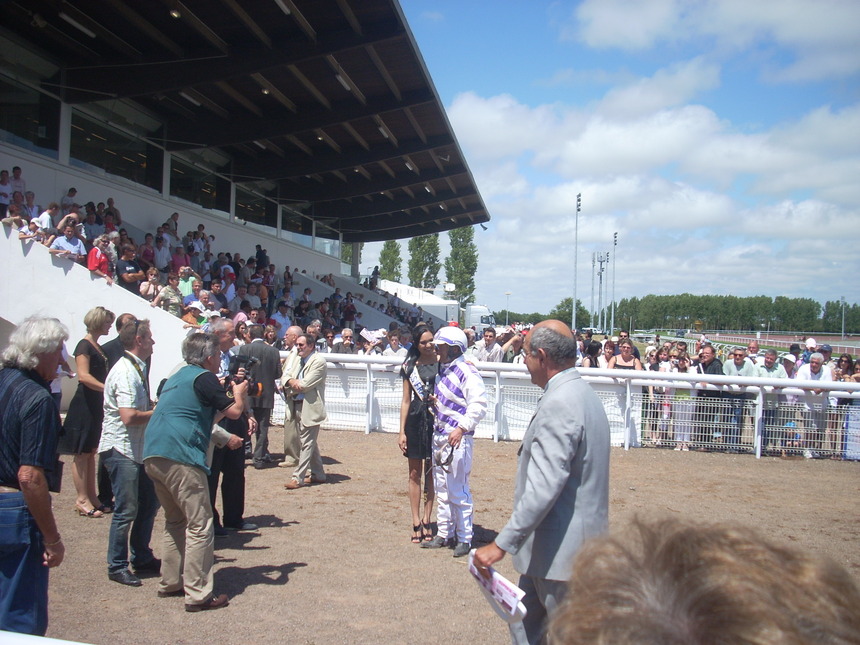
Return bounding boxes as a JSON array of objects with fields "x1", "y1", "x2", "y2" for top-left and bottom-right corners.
[
  {"x1": 795, "y1": 352, "x2": 832, "y2": 458},
  {"x1": 35, "y1": 203, "x2": 59, "y2": 232},
  {"x1": 757, "y1": 349, "x2": 787, "y2": 454},
  {"x1": 98, "y1": 320, "x2": 160, "y2": 587},
  {"x1": 474, "y1": 327, "x2": 504, "y2": 363},
  {"x1": 60, "y1": 187, "x2": 79, "y2": 217},
  {"x1": 153, "y1": 236, "x2": 171, "y2": 277},
  {"x1": 271, "y1": 302, "x2": 292, "y2": 340},
  {"x1": 48, "y1": 224, "x2": 86, "y2": 263}
]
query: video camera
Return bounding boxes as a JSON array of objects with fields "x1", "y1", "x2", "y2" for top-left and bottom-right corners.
[{"x1": 225, "y1": 354, "x2": 263, "y2": 397}]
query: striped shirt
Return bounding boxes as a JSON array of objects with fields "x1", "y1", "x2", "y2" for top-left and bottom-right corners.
[{"x1": 434, "y1": 356, "x2": 487, "y2": 436}]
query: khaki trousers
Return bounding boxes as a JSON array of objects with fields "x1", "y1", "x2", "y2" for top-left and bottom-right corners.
[
  {"x1": 292, "y1": 415, "x2": 325, "y2": 483},
  {"x1": 144, "y1": 457, "x2": 214, "y2": 605},
  {"x1": 283, "y1": 405, "x2": 301, "y2": 465}
]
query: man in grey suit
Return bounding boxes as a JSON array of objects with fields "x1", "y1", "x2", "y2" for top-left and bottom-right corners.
[
  {"x1": 473, "y1": 320, "x2": 610, "y2": 645},
  {"x1": 237, "y1": 325, "x2": 282, "y2": 469}
]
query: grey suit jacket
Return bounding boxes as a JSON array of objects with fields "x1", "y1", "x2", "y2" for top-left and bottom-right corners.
[
  {"x1": 237, "y1": 339, "x2": 282, "y2": 409},
  {"x1": 283, "y1": 350, "x2": 327, "y2": 426},
  {"x1": 495, "y1": 368, "x2": 610, "y2": 581}
]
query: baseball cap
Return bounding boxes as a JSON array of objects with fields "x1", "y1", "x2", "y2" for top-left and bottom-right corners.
[
  {"x1": 433, "y1": 327, "x2": 467, "y2": 352},
  {"x1": 805, "y1": 338, "x2": 817, "y2": 349},
  {"x1": 820, "y1": 344, "x2": 832, "y2": 352}
]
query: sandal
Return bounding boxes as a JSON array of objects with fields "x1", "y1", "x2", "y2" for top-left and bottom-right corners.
[
  {"x1": 421, "y1": 522, "x2": 435, "y2": 542},
  {"x1": 74, "y1": 502, "x2": 104, "y2": 518},
  {"x1": 411, "y1": 525, "x2": 422, "y2": 544}
]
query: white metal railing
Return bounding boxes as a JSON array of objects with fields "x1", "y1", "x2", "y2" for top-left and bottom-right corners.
[{"x1": 270, "y1": 355, "x2": 860, "y2": 461}]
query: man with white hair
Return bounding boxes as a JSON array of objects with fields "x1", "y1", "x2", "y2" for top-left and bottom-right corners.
[
  {"x1": 795, "y1": 352, "x2": 832, "y2": 458},
  {"x1": 0, "y1": 316, "x2": 68, "y2": 634},
  {"x1": 422, "y1": 326, "x2": 487, "y2": 557}
]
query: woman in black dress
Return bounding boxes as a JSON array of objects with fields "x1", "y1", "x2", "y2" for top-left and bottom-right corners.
[
  {"x1": 60, "y1": 306, "x2": 115, "y2": 517},
  {"x1": 398, "y1": 325, "x2": 437, "y2": 543}
]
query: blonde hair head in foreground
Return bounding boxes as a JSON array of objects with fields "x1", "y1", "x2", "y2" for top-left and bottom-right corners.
[{"x1": 550, "y1": 517, "x2": 860, "y2": 644}]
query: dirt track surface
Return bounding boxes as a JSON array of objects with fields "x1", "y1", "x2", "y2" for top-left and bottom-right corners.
[{"x1": 48, "y1": 426, "x2": 859, "y2": 644}]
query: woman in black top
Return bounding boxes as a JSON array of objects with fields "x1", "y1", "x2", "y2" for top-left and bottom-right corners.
[
  {"x1": 398, "y1": 325, "x2": 437, "y2": 543},
  {"x1": 59, "y1": 306, "x2": 115, "y2": 517}
]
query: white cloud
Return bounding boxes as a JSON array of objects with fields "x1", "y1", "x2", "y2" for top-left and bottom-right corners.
[
  {"x1": 448, "y1": 92, "x2": 571, "y2": 162},
  {"x1": 571, "y1": 0, "x2": 680, "y2": 50},
  {"x1": 472, "y1": 161, "x2": 531, "y2": 201},
  {"x1": 737, "y1": 200, "x2": 857, "y2": 240},
  {"x1": 420, "y1": 11, "x2": 444, "y2": 23},
  {"x1": 570, "y1": 0, "x2": 860, "y2": 81},
  {"x1": 597, "y1": 57, "x2": 721, "y2": 119},
  {"x1": 534, "y1": 67, "x2": 635, "y2": 88}
]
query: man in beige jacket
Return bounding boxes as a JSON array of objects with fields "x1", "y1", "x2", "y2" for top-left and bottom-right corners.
[{"x1": 283, "y1": 333, "x2": 328, "y2": 489}]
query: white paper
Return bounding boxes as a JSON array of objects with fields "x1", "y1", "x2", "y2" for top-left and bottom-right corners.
[{"x1": 468, "y1": 550, "x2": 527, "y2": 623}]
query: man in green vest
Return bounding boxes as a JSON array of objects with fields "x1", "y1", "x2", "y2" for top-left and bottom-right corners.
[{"x1": 143, "y1": 333, "x2": 247, "y2": 612}]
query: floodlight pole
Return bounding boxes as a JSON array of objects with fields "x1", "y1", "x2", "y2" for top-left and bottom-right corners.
[
  {"x1": 610, "y1": 232, "x2": 617, "y2": 335},
  {"x1": 572, "y1": 193, "x2": 581, "y2": 330},
  {"x1": 842, "y1": 296, "x2": 846, "y2": 340},
  {"x1": 590, "y1": 252, "x2": 596, "y2": 328}
]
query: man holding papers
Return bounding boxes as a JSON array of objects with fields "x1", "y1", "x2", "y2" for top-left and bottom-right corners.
[{"x1": 473, "y1": 320, "x2": 611, "y2": 645}]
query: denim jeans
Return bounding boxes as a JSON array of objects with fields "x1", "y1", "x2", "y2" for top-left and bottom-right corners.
[
  {"x1": 104, "y1": 448, "x2": 160, "y2": 573},
  {"x1": 0, "y1": 492, "x2": 48, "y2": 635},
  {"x1": 761, "y1": 408, "x2": 778, "y2": 451},
  {"x1": 725, "y1": 393, "x2": 746, "y2": 447}
]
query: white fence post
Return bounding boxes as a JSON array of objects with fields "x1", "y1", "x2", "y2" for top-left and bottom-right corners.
[
  {"x1": 624, "y1": 378, "x2": 632, "y2": 450},
  {"x1": 493, "y1": 370, "x2": 502, "y2": 442},
  {"x1": 754, "y1": 388, "x2": 764, "y2": 459},
  {"x1": 365, "y1": 362, "x2": 374, "y2": 435}
]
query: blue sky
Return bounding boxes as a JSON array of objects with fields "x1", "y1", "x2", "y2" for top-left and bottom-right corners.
[{"x1": 360, "y1": 0, "x2": 860, "y2": 316}]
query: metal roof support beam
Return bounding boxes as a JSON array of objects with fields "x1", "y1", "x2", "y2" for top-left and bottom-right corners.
[
  {"x1": 230, "y1": 133, "x2": 454, "y2": 181},
  {"x1": 60, "y1": 22, "x2": 405, "y2": 103}
]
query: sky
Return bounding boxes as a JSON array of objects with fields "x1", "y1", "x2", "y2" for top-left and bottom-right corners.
[{"x1": 359, "y1": 0, "x2": 860, "y2": 316}]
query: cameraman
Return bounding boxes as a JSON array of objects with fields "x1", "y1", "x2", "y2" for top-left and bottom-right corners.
[
  {"x1": 208, "y1": 318, "x2": 257, "y2": 535},
  {"x1": 143, "y1": 333, "x2": 248, "y2": 612},
  {"x1": 237, "y1": 324, "x2": 282, "y2": 469}
]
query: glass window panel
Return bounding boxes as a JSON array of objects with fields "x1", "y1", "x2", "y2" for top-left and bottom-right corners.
[
  {"x1": 169, "y1": 158, "x2": 219, "y2": 210},
  {"x1": 70, "y1": 111, "x2": 160, "y2": 190},
  {"x1": 0, "y1": 76, "x2": 60, "y2": 157}
]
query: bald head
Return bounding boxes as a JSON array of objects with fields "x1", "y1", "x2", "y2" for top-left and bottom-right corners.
[
  {"x1": 533, "y1": 319, "x2": 573, "y2": 339},
  {"x1": 525, "y1": 320, "x2": 578, "y2": 388},
  {"x1": 284, "y1": 325, "x2": 303, "y2": 349}
]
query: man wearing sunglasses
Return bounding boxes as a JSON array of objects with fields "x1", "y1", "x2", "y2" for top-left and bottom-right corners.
[{"x1": 723, "y1": 347, "x2": 757, "y2": 452}]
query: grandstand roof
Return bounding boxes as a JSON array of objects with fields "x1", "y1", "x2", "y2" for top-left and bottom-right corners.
[{"x1": 2, "y1": 0, "x2": 489, "y2": 242}]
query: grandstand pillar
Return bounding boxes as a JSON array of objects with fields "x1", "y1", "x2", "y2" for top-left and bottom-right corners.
[
  {"x1": 58, "y1": 102, "x2": 71, "y2": 165},
  {"x1": 350, "y1": 242, "x2": 360, "y2": 278},
  {"x1": 229, "y1": 181, "x2": 237, "y2": 222},
  {"x1": 161, "y1": 151, "x2": 171, "y2": 199}
]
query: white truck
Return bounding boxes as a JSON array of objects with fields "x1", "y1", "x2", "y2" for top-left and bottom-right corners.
[{"x1": 464, "y1": 304, "x2": 496, "y2": 335}]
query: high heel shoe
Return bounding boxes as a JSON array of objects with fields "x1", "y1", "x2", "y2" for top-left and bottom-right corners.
[
  {"x1": 411, "y1": 525, "x2": 422, "y2": 544},
  {"x1": 421, "y1": 522, "x2": 435, "y2": 542},
  {"x1": 74, "y1": 502, "x2": 104, "y2": 518}
]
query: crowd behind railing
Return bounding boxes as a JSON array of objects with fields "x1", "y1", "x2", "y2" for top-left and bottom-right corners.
[{"x1": 298, "y1": 326, "x2": 860, "y2": 461}]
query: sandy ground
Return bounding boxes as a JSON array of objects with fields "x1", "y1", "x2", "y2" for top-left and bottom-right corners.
[{"x1": 47, "y1": 425, "x2": 859, "y2": 645}]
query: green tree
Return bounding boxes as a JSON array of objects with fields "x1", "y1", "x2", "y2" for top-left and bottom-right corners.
[
  {"x1": 548, "y1": 297, "x2": 590, "y2": 329},
  {"x1": 378, "y1": 240, "x2": 402, "y2": 282},
  {"x1": 341, "y1": 242, "x2": 363, "y2": 266},
  {"x1": 407, "y1": 234, "x2": 441, "y2": 288},
  {"x1": 444, "y1": 226, "x2": 479, "y2": 305}
]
